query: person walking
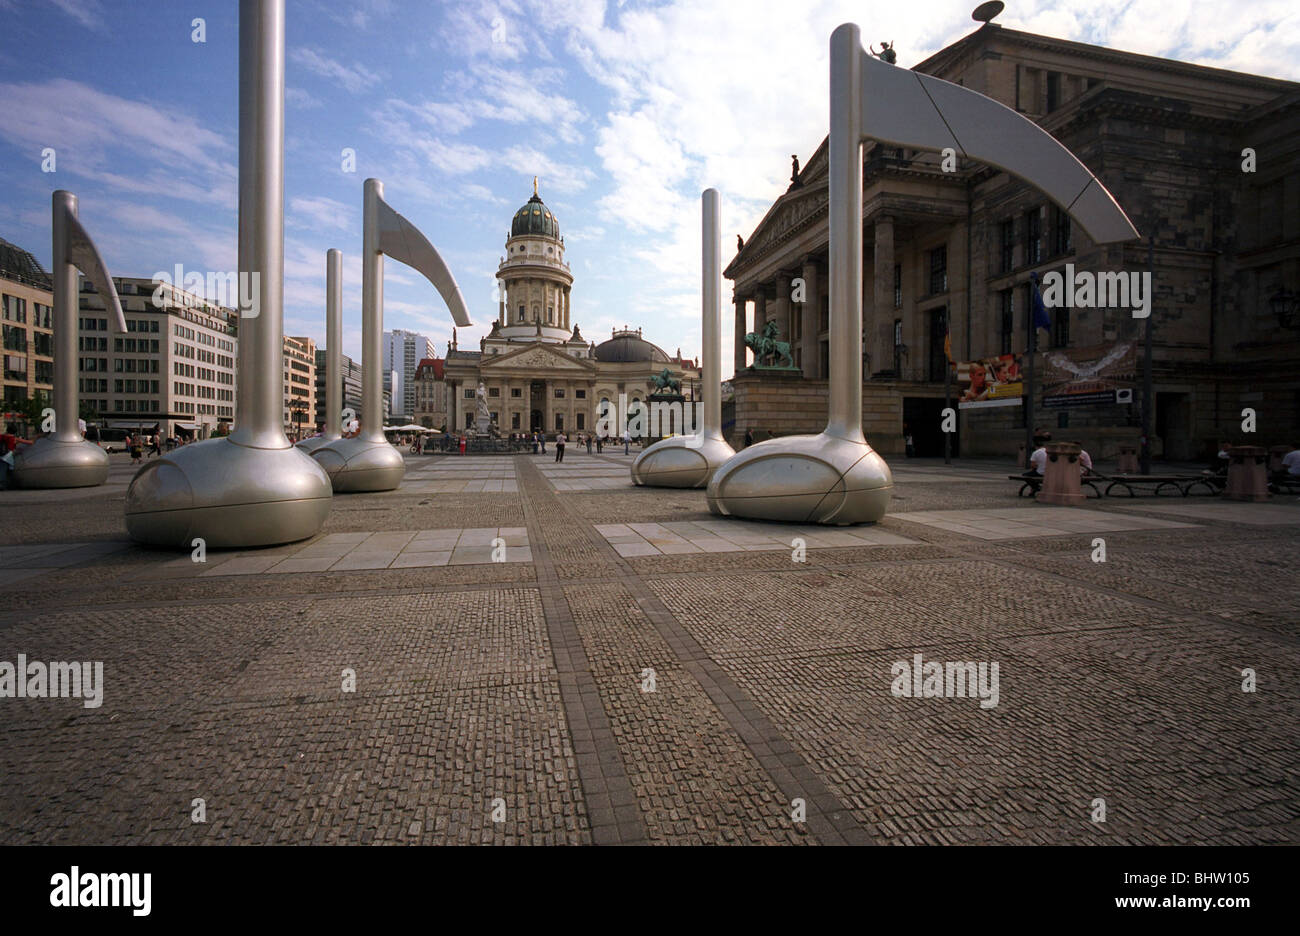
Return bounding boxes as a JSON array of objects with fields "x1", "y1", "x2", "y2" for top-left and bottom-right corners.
[
  {"x1": 129, "y1": 434, "x2": 143, "y2": 466},
  {"x1": 555, "y1": 431, "x2": 567, "y2": 463},
  {"x1": 585, "y1": 432, "x2": 593, "y2": 455},
  {"x1": 623, "y1": 428, "x2": 631, "y2": 455},
  {"x1": 744, "y1": 428, "x2": 754, "y2": 448},
  {"x1": 539, "y1": 432, "x2": 546, "y2": 455},
  {"x1": 596, "y1": 432, "x2": 603, "y2": 454},
  {"x1": 149, "y1": 435, "x2": 161, "y2": 458}
]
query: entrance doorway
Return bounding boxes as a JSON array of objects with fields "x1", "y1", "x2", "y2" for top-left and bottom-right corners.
[
  {"x1": 903, "y1": 396, "x2": 955, "y2": 457},
  {"x1": 530, "y1": 380, "x2": 545, "y2": 431}
]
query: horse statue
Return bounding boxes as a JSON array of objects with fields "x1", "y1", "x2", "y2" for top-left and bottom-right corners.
[
  {"x1": 649, "y1": 367, "x2": 681, "y2": 395},
  {"x1": 744, "y1": 320, "x2": 795, "y2": 368}
]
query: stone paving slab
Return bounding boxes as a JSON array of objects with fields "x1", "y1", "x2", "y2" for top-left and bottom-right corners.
[
  {"x1": 1108, "y1": 501, "x2": 1300, "y2": 525},
  {"x1": 890, "y1": 506, "x2": 1198, "y2": 539},
  {"x1": 595, "y1": 519, "x2": 917, "y2": 555}
]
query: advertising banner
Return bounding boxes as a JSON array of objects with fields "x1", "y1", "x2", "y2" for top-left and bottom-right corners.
[
  {"x1": 957, "y1": 352, "x2": 1023, "y2": 409},
  {"x1": 1042, "y1": 342, "x2": 1136, "y2": 408}
]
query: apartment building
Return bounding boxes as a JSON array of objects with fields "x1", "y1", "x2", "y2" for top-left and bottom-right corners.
[
  {"x1": 314, "y1": 349, "x2": 363, "y2": 433},
  {"x1": 283, "y1": 335, "x2": 317, "y2": 437},
  {"x1": 0, "y1": 237, "x2": 54, "y2": 415}
]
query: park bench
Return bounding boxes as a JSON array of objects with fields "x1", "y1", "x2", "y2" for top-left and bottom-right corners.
[
  {"x1": 1102, "y1": 473, "x2": 1221, "y2": 497},
  {"x1": 1008, "y1": 473, "x2": 1103, "y2": 499},
  {"x1": 1270, "y1": 474, "x2": 1300, "y2": 494}
]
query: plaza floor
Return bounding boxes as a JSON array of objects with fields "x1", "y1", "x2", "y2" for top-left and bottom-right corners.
[{"x1": 0, "y1": 450, "x2": 1296, "y2": 845}]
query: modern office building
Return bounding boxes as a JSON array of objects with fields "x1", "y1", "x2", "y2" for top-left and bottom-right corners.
[
  {"x1": 1, "y1": 237, "x2": 54, "y2": 416},
  {"x1": 283, "y1": 335, "x2": 317, "y2": 438},
  {"x1": 76, "y1": 275, "x2": 237, "y2": 439},
  {"x1": 314, "y1": 348, "x2": 363, "y2": 433},
  {"x1": 382, "y1": 328, "x2": 433, "y2": 421}
]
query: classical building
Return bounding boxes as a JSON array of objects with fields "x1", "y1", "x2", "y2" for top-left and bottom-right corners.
[
  {"x1": 382, "y1": 328, "x2": 433, "y2": 421},
  {"x1": 412, "y1": 357, "x2": 448, "y2": 429},
  {"x1": 727, "y1": 19, "x2": 1299, "y2": 460},
  {"x1": 1, "y1": 237, "x2": 54, "y2": 413},
  {"x1": 283, "y1": 335, "x2": 317, "y2": 437},
  {"x1": 441, "y1": 184, "x2": 700, "y2": 436}
]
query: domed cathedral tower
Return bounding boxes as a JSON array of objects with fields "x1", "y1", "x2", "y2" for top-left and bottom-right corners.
[{"x1": 489, "y1": 179, "x2": 588, "y2": 357}]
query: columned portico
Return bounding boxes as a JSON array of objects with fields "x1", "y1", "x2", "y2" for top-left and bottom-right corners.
[
  {"x1": 870, "y1": 215, "x2": 895, "y2": 375},
  {"x1": 800, "y1": 257, "x2": 821, "y2": 379},
  {"x1": 734, "y1": 295, "x2": 747, "y2": 373}
]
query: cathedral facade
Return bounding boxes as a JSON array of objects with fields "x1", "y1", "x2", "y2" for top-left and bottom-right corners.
[{"x1": 440, "y1": 183, "x2": 700, "y2": 437}]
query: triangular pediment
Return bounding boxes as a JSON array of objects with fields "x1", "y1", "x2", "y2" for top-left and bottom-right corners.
[{"x1": 481, "y1": 341, "x2": 597, "y2": 372}]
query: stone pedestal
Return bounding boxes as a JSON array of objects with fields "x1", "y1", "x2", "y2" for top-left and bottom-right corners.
[
  {"x1": 1225, "y1": 445, "x2": 1269, "y2": 501},
  {"x1": 1017, "y1": 442, "x2": 1027, "y2": 469},
  {"x1": 1038, "y1": 442, "x2": 1085, "y2": 505},
  {"x1": 1117, "y1": 444, "x2": 1138, "y2": 473}
]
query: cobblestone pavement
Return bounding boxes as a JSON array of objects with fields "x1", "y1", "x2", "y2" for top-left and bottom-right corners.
[{"x1": 0, "y1": 453, "x2": 1296, "y2": 845}]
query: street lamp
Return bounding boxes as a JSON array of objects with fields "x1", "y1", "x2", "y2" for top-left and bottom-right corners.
[
  {"x1": 1269, "y1": 289, "x2": 1297, "y2": 329},
  {"x1": 292, "y1": 405, "x2": 305, "y2": 440}
]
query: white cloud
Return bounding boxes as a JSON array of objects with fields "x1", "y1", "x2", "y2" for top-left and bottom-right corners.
[
  {"x1": 289, "y1": 196, "x2": 355, "y2": 232},
  {"x1": 50, "y1": 0, "x2": 106, "y2": 32},
  {"x1": 289, "y1": 48, "x2": 383, "y2": 94}
]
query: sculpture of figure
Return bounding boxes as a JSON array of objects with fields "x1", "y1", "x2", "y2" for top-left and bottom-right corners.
[
  {"x1": 790, "y1": 154, "x2": 802, "y2": 187},
  {"x1": 743, "y1": 320, "x2": 795, "y2": 368},
  {"x1": 649, "y1": 367, "x2": 681, "y2": 395},
  {"x1": 475, "y1": 382, "x2": 490, "y2": 421},
  {"x1": 871, "y1": 40, "x2": 897, "y2": 64},
  {"x1": 737, "y1": 234, "x2": 744, "y2": 251}
]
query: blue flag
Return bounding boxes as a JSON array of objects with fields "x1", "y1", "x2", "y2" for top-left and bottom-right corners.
[{"x1": 1030, "y1": 271, "x2": 1052, "y2": 331}]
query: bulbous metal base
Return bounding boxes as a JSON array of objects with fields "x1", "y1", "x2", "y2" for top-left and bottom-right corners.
[
  {"x1": 294, "y1": 435, "x2": 337, "y2": 454},
  {"x1": 311, "y1": 437, "x2": 405, "y2": 492},
  {"x1": 11, "y1": 437, "x2": 110, "y2": 488},
  {"x1": 631, "y1": 434, "x2": 736, "y2": 489},
  {"x1": 706, "y1": 432, "x2": 893, "y2": 524},
  {"x1": 124, "y1": 438, "x2": 333, "y2": 548}
]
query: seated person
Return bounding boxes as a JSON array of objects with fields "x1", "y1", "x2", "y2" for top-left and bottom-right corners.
[
  {"x1": 1022, "y1": 440, "x2": 1048, "y2": 479},
  {"x1": 1276, "y1": 443, "x2": 1300, "y2": 483},
  {"x1": 1071, "y1": 442, "x2": 1094, "y2": 476}
]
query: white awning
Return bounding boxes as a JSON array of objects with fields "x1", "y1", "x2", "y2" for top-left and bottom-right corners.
[{"x1": 174, "y1": 422, "x2": 201, "y2": 430}]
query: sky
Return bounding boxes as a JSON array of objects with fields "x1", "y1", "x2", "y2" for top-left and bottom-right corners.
[{"x1": 0, "y1": 0, "x2": 1296, "y2": 379}]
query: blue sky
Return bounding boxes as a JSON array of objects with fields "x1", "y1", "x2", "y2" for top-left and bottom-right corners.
[{"x1": 1, "y1": 0, "x2": 1296, "y2": 377}]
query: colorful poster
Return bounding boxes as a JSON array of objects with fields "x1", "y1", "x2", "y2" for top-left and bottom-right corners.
[
  {"x1": 957, "y1": 352, "x2": 1023, "y2": 409},
  {"x1": 1042, "y1": 342, "x2": 1136, "y2": 408}
]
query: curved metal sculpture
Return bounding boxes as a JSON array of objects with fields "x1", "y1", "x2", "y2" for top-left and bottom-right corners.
[
  {"x1": 632, "y1": 188, "x2": 736, "y2": 488},
  {"x1": 296, "y1": 248, "x2": 342, "y2": 454},
  {"x1": 125, "y1": 0, "x2": 333, "y2": 548},
  {"x1": 13, "y1": 191, "x2": 128, "y2": 489},
  {"x1": 312, "y1": 178, "x2": 470, "y2": 492},
  {"x1": 708, "y1": 22, "x2": 1139, "y2": 524}
]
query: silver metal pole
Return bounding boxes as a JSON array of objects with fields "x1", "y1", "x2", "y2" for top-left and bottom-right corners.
[
  {"x1": 362, "y1": 178, "x2": 384, "y2": 443},
  {"x1": 826, "y1": 23, "x2": 865, "y2": 444},
  {"x1": 702, "y1": 188, "x2": 722, "y2": 439},
  {"x1": 325, "y1": 247, "x2": 342, "y2": 439},
  {"x1": 51, "y1": 191, "x2": 81, "y2": 443},
  {"x1": 231, "y1": 0, "x2": 286, "y2": 450}
]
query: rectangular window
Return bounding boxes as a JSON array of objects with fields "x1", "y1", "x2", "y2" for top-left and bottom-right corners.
[
  {"x1": 488, "y1": 387, "x2": 499, "y2": 397},
  {"x1": 1051, "y1": 205, "x2": 1072, "y2": 256},
  {"x1": 554, "y1": 388, "x2": 565, "y2": 398},
  {"x1": 1053, "y1": 303, "x2": 1070, "y2": 348},
  {"x1": 928, "y1": 247, "x2": 947, "y2": 295},
  {"x1": 575, "y1": 389, "x2": 586, "y2": 399},
  {"x1": 554, "y1": 413, "x2": 564, "y2": 431},
  {"x1": 511, "y1": 412, "x2": 520, "y2": 429},
  {"x1": 999, "y1": 289, "x2": 1014, "y2": 355},
  {"x1": 576, "y1": 412, "x2": 585, "y2": 430},
  {"x1": 1046, "y1": 72, "x2": 1061, "y2": 113},
  {"x1": 893, "y1": 264, "x2": 902, "y2": 308},
  {"x1": 999, "y1": 219, "x2": 1015, "y2": 273},
  {"x1": 511, "y1": 387, "x2": 522, "y2": 398},
  {"x1": 1025, "y1": 208, "x2": 1043, "y2": 265},
  {"x1": 463, "y1": 389, "x2": 474, "y2": 399},
  {"x1": 893, "y1": 318, "x2": 903, "y2": 375}
]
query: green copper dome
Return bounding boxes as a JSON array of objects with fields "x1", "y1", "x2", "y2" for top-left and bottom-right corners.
[{"x1": 511, "y1": 192, "x2": 560, "y2": 239}]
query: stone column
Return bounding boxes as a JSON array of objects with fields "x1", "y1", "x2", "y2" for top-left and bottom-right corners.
[
  {"x1": 754, "y1": 291, "x2": 767, "y2": 328},
  {"x1": 871, "y1": 216, "x2": 895, "y2": 378},
  {"x1": 800, "y1": 258, "x2": 820, "y2": 379},
  {"x1": 734, "y1": 294, "x2": 747, "y2": 373},
  {"x1": 774, "y1": 275, "x2": 791, "y2": 348}
]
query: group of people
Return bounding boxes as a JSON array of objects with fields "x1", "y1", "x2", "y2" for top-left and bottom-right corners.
[
  {"x1": 498, "y1": 430, "x2": 636, "y2": 457},
  {"x1": 1021, "y1": 431, "x2": 1094, "y2": 480}
]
